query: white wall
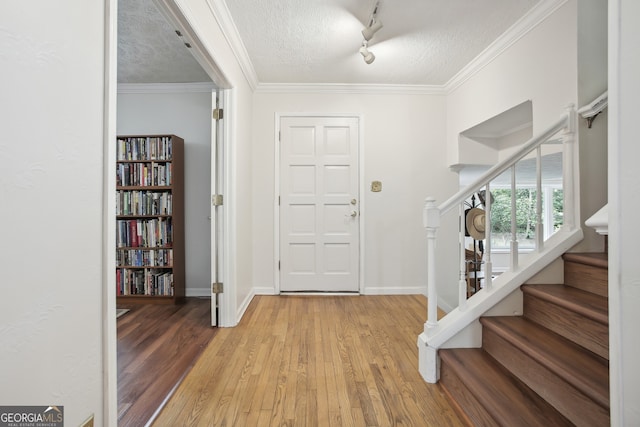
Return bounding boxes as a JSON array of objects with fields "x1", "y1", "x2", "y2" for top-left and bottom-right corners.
[
  {"x1": 443, "y1": 1, "x2": 580, "y2": 308},
  {"x1": 117, "y1": 89, "x2": 213, "y2": 296},
  {"x1": 448, "y1": 0, "x2": 608, "y2": 254},
  {"x1": 574, "y1": 0, "x2": 608, "y2": 252},
  {"x1": 251, "y1": 91, "x2": 461, "y2": 308},
  {"x1": 609, "y1": 0, "x2": 640, "y2": 424},
  {"x1": 447, "y1": 1, "x2": 579, "y2": 166},
  {"x1": 0, "y1": 1, "x2": 107, "y2": 425},
  {"x1": 457, "y1": 135, "x2": 499, "y2": 166}
]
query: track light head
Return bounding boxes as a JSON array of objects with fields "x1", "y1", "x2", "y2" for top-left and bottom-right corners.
[
  {"x1": 362, "y1": 19, "x2": 383, "y2": 41},
  {"x1": 359, "y1": 0, "x2": 381, "y2": 63},
  {"x1": 359, "y1": 45, "x2": 375, "y2": 64}
]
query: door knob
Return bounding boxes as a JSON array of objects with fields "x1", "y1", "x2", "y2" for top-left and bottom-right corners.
[{"x1": 350, "y1": 210, "x2": 358, "y2": 218}]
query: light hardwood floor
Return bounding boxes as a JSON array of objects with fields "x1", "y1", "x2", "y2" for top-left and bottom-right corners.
[{"x1": 153, "y1": 295, "x2": 465, "y2": 426}]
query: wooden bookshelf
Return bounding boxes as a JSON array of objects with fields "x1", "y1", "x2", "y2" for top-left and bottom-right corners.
[{"x1": 115, "y1": 135, "x2": 185, "y2": 304}]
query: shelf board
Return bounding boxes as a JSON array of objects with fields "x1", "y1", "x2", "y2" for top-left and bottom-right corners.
[
  {"x1": 116, "y1": 159, "x2": 172, "y2": 163},
  {"x1": 116, "y1": 295, "x2": 183, "y2": 304},
  {"x1": 117, "y1": 215, "x2": 172, "y2": 219},
  {"x1": 117, "y1": 186, "x2": 173, "y2": 190},
  {"x1": 116, "y1": 246, "x2": 173, "y2": 250},
  {"x1": 117, "y1": 265, "x2": 173, "y2": 269}
]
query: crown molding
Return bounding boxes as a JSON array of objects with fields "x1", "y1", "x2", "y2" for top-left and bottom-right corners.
[
  {"x1": 206, "y1": 0, "x2": 259, "y2": 90},
  {"x1": 209, "y1": 0, "x2": 566, "y2": 95},
  {"x1": 255, "y1": 83, "x2": 446, "y2": 95},
  {"x1": 117, "y1": 82, "x2": 216, "y2": 94},
  {"x1": 444, "y1": 0, "x2": 568, "y2": 93}
]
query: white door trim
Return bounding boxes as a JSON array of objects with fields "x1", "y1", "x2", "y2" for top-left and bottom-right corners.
[
  {"x1": 210, "y1": 91, "x2": 220, "y2": 326},
  {"x1": 274, "y1": 113, "x2": 365, "y2": 294},
  {"x1": 103, "y1": 1, "x2": 118, "y2": 425},
  {"x1": 218, "y1": 89, "x2": 237, "y2": 327}
]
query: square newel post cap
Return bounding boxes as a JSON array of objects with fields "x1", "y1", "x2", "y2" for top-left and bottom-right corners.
[{"x1": 423, "y1": 197, "x2": 440, "y2": 229}]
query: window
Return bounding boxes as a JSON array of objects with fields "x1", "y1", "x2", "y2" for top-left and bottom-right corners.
[{"x1": 489, "y1": 187, "x2": 563, "y2": 250}]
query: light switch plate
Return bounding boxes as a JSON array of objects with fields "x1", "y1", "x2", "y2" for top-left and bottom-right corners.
[{"x1": 371, "y1": 181, "x2": 382, "y2": 192}]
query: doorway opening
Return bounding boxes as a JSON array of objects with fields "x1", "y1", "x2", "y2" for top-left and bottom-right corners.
[{"x1": 107, "y1": 0, "x2": 233, "y2": 423}]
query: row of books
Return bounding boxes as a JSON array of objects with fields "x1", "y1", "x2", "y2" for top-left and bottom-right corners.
[
  {"x1": 116, "y1": 249, "x2": 173, "y2": 267},
  {"x1": 116, "y1": 268, "x2": 174, "y2": 296},
  {"x1": 117, "y1": 218, "x2": 172, "y2": 248},
  {"x1": 116, "y1": 162, "x2": 172, "y2": 187},
  {"x1": 116, "y1": 190, "x2": 172, "y2": 216},
  {"x1": 117, "y1": 136, "x2": 173, "y2": 161}
]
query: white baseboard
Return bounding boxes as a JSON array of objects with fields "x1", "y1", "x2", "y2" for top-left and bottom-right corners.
[
  {"x1": 186, "y1": 288, "x2": 211, "y2": 298},
  {"x1": 437, "y1": 299, "x2": 455, "y2": 313},
  {"x1": 362, "y1": 285, "x2": 427, "y2": 295},
  {"x1": 236, "y1": 288, "x2": 255, "y2": 322},
  {"x1": 280, "y1": 292, "x2": 359, "y2": 296},
  {"x1": 253, "y1": 287, "x2": 278, "y2": 295},
  {"x1": 250, "y1": 285, "x2": 428, "y2": 296}
]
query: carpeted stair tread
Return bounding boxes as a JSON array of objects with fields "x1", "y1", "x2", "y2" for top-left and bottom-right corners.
[
  {"x1": 440, "y1": 348, "x2": 574, "y2": 426},
  {"x1": 480, "y1": 316, "x2": 609, "y2": 410},
  {"x1": 521, "y1": 284, "x2": 608, "y2": 324}
]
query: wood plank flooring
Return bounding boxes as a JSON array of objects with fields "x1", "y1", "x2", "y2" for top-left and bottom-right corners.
[
  {"x1": 153, "y1": 295, "x2": 465, "y2": 426},
  {"x1": 117, "y1": 298, "x2": 218, "y2": 427}
]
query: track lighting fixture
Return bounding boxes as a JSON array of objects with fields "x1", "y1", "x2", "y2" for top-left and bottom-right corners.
[
  {"x1": 362, "y1": 19, "x2": 383, "y2": 41},
  {"x1": 359, "y1": 43, "x2": 375, "y2": 64},
  {"x1": 359, "y1": 0, "x2": 381, "y2": 65}
]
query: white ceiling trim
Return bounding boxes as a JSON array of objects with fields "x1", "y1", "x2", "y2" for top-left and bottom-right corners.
[
  {"x1": 444, "y1": 0, "x2": 568, "y2": 93},
  {"x1": 206, "y1": 0, "x2": 259, "y2": 90},
  {"x1": 255, "y1": 83, "x2": 446, "y2": 95},
  {"x1": 118, "y1": 82, "x2": 216, "y2": 94}
]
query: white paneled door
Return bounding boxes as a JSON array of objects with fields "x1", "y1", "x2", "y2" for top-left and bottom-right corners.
[{"x1": 279, "y1": 116, "x2": 360, "y2": 292}]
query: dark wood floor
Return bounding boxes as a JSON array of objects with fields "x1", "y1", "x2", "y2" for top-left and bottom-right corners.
[{"x1": 117, "y1": 298, "x2": 217, "y2": 427}]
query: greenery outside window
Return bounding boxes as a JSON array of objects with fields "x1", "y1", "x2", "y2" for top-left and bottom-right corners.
[{"x1": 489, "y1": 187, "x2": 563, "y2": 250}]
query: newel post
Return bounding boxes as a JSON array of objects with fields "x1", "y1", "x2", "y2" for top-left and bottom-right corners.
[{"x1": 423, "y1": 197, "x2": 440, "y2": 329}]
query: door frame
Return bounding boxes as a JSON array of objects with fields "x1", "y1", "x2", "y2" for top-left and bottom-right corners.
[
  {"x1": 150, "y1": 0, "x2": 235, "y2": 327},
  {"x1": 214, "y1": 89, "x2": 236, "y2": 328},
  {"x1": 104, "y1": 0, "x2": 235, "y2": 423},
  {"x1": 274, "y1": 113, "x2": 365, "y2": 294}
]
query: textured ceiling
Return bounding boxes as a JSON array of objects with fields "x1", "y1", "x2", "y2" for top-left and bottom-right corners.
[
  {"x1": 118, "y1": 0, "x2": 543, "y2": 86},
  {"x1": 117, "y1": 0, "x2": 211, "y2": 84},
  {"x1": 225, "y1": 0, "x2": 541, "y2": 85}
]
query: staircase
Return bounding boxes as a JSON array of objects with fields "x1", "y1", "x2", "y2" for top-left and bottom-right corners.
[{"x1": 439, "y1": 253, "x2": 610, "y2": 426}]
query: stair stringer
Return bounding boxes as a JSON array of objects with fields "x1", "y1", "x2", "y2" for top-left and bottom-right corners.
[{"x1": 418, "y1": 227, "x2": 583, "y2": 384}]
